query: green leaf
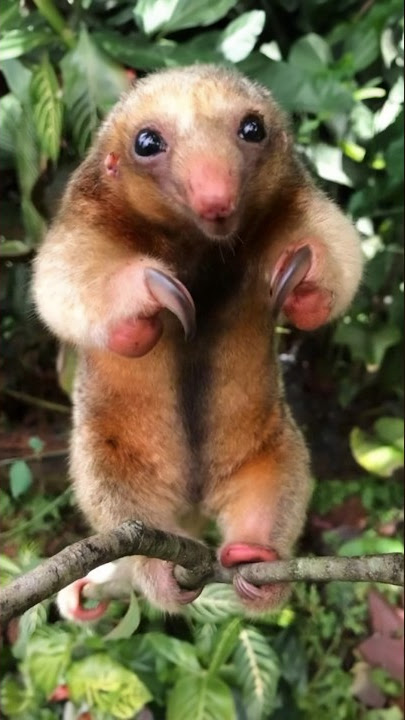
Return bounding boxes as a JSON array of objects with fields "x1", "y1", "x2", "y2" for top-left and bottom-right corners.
[
  {"x1": 233, "y1": 627, "x2": 280, "y2": 720},
  {"x1": 134, "y1": 0, "x2": 238, "y2": 37},
  {"x1": 30, "y1": 55, "x2": 63, "y2": 162},
  {"x1": 0, "y1": 93, "x2": 21, "y2": 157},
  {"x1": 207, "y1": 619, "x2": 241, "y2": 676},
  {"x1": 67, "y1": 653, "x2": 151, "y2": 720},
  {"x1": 105, "y1": 593, "x2": 141, "y2": 640},
  {"x1": 12, "y1": 96, "x2": 46, "y2": 244},
  {"x1": 219, "y1": 11, "x2": 265, "y2": 64},
  {"x1": 0, "y1": 240, "x2": 32, "y2": 258},
  {"x1": 0, "y1": 0, "x2": 22, "y2": 33},
  {"x1": 24, "y1": 628, "x2": 74, "y2": 696},
  {"x1": 350, "y1": 427, "x2": 404, "y2": 478},
  {"x1": 343, "y1": 26, "x2": 379, "y2": 72},
  {"x1": 1, "y1": 58, "x2": 32, "y2": 102},
  {"x1": 12, "y1": 604, "x2": 48, "y2": 660},
  {"x1": 9, "y1": 460, "x2": 32, "y2": 499},
  {"x1": 28, "y1": 436, "x2": 45, "y2": 454},
  {"x1": 374, "y1": 418, "x2": 404, "y2": 451},
  {"x1": 167, "y1": 673, "x2": 236, "y2": 720},
  {"x1": 338, "y1": 530, "x2": 404, "y2": 557},
  {"x1": 186, "y1": 584, "x2": 243, "y2": 623},
  {"x1": 0, "y1": 29, "x2": 52, "y2": 61},
  {"x1": 94, "y1": 30, "x2": 175, "y2": 70},
  {"x1": 61, "y1": 28, "x2": 129, "y2": 155},
  {"x1": 289, "y1": 33, "x2": 331, "y2": 71},
  {"x1": 304, "y1": 144, "x2": 354, "y2": 187},
  {"x1": 146, "y1": 632, "x2": 201, "y2": 672},
  {"x1": 0, "y1": 676, "x2": 35, "y2": 717}
]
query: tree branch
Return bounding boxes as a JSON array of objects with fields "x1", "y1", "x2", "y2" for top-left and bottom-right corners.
[{"x1": 0, "y1": 520, "x2": 403, "y2": 625}]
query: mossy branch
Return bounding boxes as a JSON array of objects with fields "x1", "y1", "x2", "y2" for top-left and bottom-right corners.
[{"x1": 0, "y1": 520, "x2": 403, "y2": 624}]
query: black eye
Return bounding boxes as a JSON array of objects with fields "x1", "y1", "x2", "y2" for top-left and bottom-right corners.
[
  {"x1": 134, "y1": 128, "x2": 166, "y2": 157},
  {"x1": 238, "y1": 115, "x2": 266, "y2": 143}
]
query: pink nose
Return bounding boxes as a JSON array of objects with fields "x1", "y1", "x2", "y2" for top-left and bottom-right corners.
[{"x1": 187, "y1": 160, "x2": 236, "y2": 220}]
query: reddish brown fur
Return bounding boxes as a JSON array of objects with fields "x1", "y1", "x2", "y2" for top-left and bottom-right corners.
[{"x1": 33, "y1": 65, "x2": 363, "y2": 616}]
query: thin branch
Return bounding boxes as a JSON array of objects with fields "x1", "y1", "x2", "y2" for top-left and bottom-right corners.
[{"x1": 0, "y1": 520, "x2": 403, "y2": 625}]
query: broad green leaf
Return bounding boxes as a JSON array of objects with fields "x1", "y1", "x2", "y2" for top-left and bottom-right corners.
[
  {"x1": 9, "y1": 460, "x2": 32, "y2": 499},
  {"x1": 195, "y1": 623, "x2": 218, "y2": 664},
  {"x1": 219, "y1": 11, "x2": 265, "y2": 64},
  {"x1": 350, "y1": 427, "x2": 403, "y2": 478},
  {"x1": 0, "y1": 677, "x2": 35, "y2": 717},
  {"x1": 374, "y1": 417, "x2": 404, "y2": 451},
  {"x1": 207, "y1": 619, "x2": 241, "y2": 676},
  {"x1": 0, "y1": 94, "x2": 21, "y2": 158},
  {"x1": 24, "y1": 628, "x2": 74, "y2": 696},
  {"x1": 14, "y1": 104, "x2": 46, "y2": 243},
  {"x1": 134, "y1": 0, "x2": 238, "y2": 37},
  {"x1": 105, "y1": 592, "x2": 141, "y2": 640},
  {"x1": 146, "y1": 632, "x2": 200, "y2": 672},
  {"x1": 67, "y1": 653, "x2": 151, "y2": 720},
  {"x1": 0, "y1": 29, "x2": 52, "y2": 61},
  {"x1": 167, "y1": 673, "x2": 236, "y2": 720},
  {"x1": 344, "y1": 26, "x2": 379, "y2": 72},
  {"x1": 13, "y1": 604, "x2": 48, "y2": 660},
  {"x1": 186, "y1": 584, "x2": 243, "y2": 623},
  {"x1": 1, "y1": 58, "x2": 32, "y2": 102},
  {"x1": 289, "y1": 33, "x2": 331, "y2": 71},
  {"x1": 233, "y1": 627, "x2": 280, "y2": 720},
  {"x1": 94, "y1": 30, "x2": 175, "y2": 70},
  {"x1": 339, "y1": 531, "x2": 404, "y2": 557},
  {"x1": 61, "y1": 29, "x2": 129, "y2": 155},
  {"x1": 304, "y1": 144, "x2": 354, "y2": 186},
  {"x1": 30, "y1": 56, "x2": 63, "y2": 162},
  {"x1": 0, "y1": 0, "x2": 22, "y2": 32}
]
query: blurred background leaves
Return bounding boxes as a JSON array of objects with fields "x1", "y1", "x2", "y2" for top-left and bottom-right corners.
[{"x1": 0, "y1": 1, "x2": 403, "y2": 719}]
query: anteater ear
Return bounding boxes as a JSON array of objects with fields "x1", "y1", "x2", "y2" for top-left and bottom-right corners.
[{"x1": 104, "y1": 152, "x2": 120, "y2": 177}]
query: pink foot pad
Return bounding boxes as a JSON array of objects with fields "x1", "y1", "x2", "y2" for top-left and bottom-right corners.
[
  {"x1": 220, "y1": 543, "x2": 287, "y2": 611},
  {"x1": 67, "y1": 578, "x2": 110, "y2": 621}
]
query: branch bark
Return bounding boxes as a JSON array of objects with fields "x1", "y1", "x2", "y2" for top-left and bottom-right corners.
[{"x1": 0, "y1": 520, "x2": 403, "y2": 625}]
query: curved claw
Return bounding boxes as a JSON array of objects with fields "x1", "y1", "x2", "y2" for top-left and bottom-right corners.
[
  {"x1": 144, "y1": 268, "x2": 196, "y2": 340},
  {"x1": 271, "y1": 245, "x2": 312, "y2": 318}
]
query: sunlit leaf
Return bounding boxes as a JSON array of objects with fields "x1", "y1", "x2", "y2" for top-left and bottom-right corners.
[
  {"x1": 25, "y1": 628, "x2": 74, "y2": 696},
  {"x1": 134, "y1": 0, "x2": 238, "y2": 37},
  {"x1": 350, "y1": 427, "x2": 403, "y2": 478},
  {"x1": 167, "y1": 673, "x2": 236, "y2": 720},
  {"x1": 67, "y1": 653, "x2": 151, "y2": 719},
  {"x1": 0, "y1": 29, "x2": 52, "y2": 61},
  {"x1": 219, "y1": 11, "x2": 265, "y2": 64},
  {"x1": 304, "y1": 144, "x2": 354, "y2": 187},
  {"x1": 105, "y1": 593, "x2": 141, "y2": 640}
]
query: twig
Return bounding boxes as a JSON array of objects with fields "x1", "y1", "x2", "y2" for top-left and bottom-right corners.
[
  {"x1": 0, "y1": 520, "x2": 403, "y2": 625},
  {"x1": 3, "y1": 389, "x2": 71, "y2": 414},
  {"x1": 0, "y1": 449, "x2": 68, "y2": 468}
]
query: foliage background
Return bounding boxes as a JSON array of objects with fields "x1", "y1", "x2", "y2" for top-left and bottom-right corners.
[{"x1": 0, "y1": 1, "x2": 403, "y2": 719}]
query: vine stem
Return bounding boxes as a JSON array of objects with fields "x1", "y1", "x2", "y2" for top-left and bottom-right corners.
[
  {"x1": 0, "y1": 520, "x2": 403, "y2": 624},
  {"x1": 33, "y1": 0, "x2": 76, "y2": 49}
]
